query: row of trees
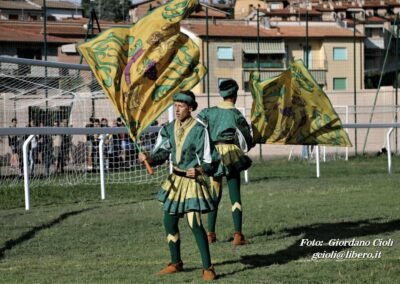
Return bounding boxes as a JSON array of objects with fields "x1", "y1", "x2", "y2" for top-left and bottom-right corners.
[{"x1": 81, "y1": 0, "x2": 131, "y2": 22}]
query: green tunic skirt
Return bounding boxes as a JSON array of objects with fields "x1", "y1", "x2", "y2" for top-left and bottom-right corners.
[
  {"x1": 215, "y1": 144, "x2": 252, "y2": 176},
  {"x1": 156, "y1": 173, "x2": 215, "y2": 215}
]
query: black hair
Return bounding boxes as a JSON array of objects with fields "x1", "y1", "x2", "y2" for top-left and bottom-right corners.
[
  {"x1": 219, "y1": 79, "x2": 238, "y2": 91},
  {"x1": 182, "y1": 90, "x2": 198, "y2": 111}
]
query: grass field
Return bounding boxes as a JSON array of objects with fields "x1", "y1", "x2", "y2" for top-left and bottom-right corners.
[{"x1": 1, "y1": 156, "x2": 400, "y2": 283}]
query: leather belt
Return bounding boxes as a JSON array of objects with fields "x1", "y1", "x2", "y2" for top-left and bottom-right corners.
[
  {"x1": 172, "y1": 168, "x2": 195, "y2": 179},
  {"x1": 215, "y1": 140, "x2": 235, "y2": 145}
]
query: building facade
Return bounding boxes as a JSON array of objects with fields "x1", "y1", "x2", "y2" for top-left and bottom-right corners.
[{"x1": 182, "y1": 20, "x2": 364, "y2": 93}]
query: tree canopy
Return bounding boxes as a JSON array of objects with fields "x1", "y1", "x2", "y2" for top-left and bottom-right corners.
[{"x1": 81, "y1": 0, "x2": 131, "y2": 22}]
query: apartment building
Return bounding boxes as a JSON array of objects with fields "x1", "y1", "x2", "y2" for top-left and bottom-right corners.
[
  {"x1": 0, "y1": 0, "x2": 83, "y2": 21},
  {"x1": 182, "y1": 20, "x2": 364, "y2": 92}
]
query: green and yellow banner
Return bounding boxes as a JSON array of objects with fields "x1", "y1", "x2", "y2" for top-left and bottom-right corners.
[
  {"x1": 250, "y1": 60, "x2": 352, "y2": 147},
  {"x1": 78, "y1": 0, "x2": 205, "y2": 141}
]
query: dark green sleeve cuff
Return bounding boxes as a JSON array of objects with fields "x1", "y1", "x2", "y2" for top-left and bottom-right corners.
[{"x1": 150, "y1": 150, "x2": 170, "y2": 166}]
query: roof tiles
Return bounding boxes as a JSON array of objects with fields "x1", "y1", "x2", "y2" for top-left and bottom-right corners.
[{"x1": 182, "y1": 23, "x2": 364, "y2": 38}]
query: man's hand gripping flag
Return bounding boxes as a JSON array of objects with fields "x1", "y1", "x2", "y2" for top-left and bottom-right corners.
[{"x1": 78, "y1": 0, "x2": 206, "y2": 174}]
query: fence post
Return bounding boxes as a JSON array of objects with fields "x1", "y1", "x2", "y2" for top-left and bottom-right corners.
[
  {"x1": 23, "y1": 135, "x2": 34, "y2": 210},
  {"x1": 386, "y1": 128, "x2": 394, "y2": 174},
  {"x1": 99, "y1": 134, "x2": 106, "y2": 200}
]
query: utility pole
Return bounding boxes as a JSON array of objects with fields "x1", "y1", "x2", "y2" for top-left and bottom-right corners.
[
  {"x1": 347, "y1": 9, "x2": 361, "y2": 156},
  {"x1": 80, "y1": 0, "x2": 102, "y2": 118},
  {"x1": 43, "y1": 0, "x2": 48, "y2": 111},
  {"x1": 305, "y1": 1, "x2": 309, "y2": 69}
]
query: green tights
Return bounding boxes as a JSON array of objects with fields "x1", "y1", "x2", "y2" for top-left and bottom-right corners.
[
  {"x1": 207, "y1": 173, "x2": 242, "y2": 233},
  {"x1": 163, "y1": 212, "x2": 211, "y2": 269}
]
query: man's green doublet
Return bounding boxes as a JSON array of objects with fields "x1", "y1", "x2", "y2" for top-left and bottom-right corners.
[
  {"x1": 150, "y1": 117, "x2": 219, "y2": 214},
  {"x1": 197, "y1": 101, "x2": 253, "y2": 176}
]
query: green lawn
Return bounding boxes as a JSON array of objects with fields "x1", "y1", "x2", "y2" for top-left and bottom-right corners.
[{"x1": 1, "y1": 156, "x2": 400, "y2": 283}]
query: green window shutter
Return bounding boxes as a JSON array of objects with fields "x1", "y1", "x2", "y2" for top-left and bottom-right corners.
[{"x1": 333, "y1": 78, "x2": 347, "y2": 90}]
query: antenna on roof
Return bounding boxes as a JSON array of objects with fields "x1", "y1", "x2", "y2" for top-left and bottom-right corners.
[{"x1": 80, "y1": 0, "x2": 102, "y2": 64}]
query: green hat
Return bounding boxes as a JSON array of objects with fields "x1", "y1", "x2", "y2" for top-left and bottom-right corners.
[
  {"x1": 173, "y1": 91, "x2": 198, "y2": 111},
  {"x1": 219, "y1": 79, "x2": 239, "y2": 98}
]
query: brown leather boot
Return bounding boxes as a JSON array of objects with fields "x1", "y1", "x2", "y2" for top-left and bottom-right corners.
[
  {"x1": 207, "y1": 232, "x2": 216, "y2": 244},
  {"x1": 232, "y1": 232, "x2": 246, "y2": 245},
  {"x1": 202, "y1": 265, "x2": 217, "y2": 281},
  {"x1": 156, "y1": 261, "x2": 184, "y2": 275}
]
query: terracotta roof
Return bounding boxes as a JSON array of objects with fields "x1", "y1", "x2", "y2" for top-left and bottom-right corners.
[
  {"x1": 278, "y1": 26, "x2": 364, "y2": 38},
  {"x1": 0, "y1": 0, "x2": 40, "y2": 10},
  {"x1": 362, "y1": 1, "x2": 387, "y2": 8},
  {"x1": 183, "y1": 23, "x2": 364, "y2": 38},
  {"x1": 0, "y1": 25, "x2": 76, "y2": 43},
  {"x1": 365, "y1": 16, "x2": 387, "y2": 23},
  {"x1": 60, "y1": 17, "x2": 117, "y2": 25},
  {"x1": 46, "y1": 26, "x2": 99, "y2": 36},
  {"x1": 0, "y1": 20, "x2": 93, "y2": 42},
  {"x1": 183, "y1": 23, "x2": 278, "y2": 38},
  {"x1": 260, "y1": 8, "x2": 322, "y2": 16},
  {"x1": 30, "y1": 0, "x2": 83, "y2": 10},
  {"x1": 190, "y1": 8, "x2": 227, "y2": 19},
  {"x1": 0, "y1": 18, "x2": 117, "y2": 33}
]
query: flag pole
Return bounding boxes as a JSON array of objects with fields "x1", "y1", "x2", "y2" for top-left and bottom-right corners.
[
  {"x1": 257, "y1": 8, "x2": 263, "y2": 161},
  {"x1": 133, "y1": 141, "x2": 154, "y2": 175}
]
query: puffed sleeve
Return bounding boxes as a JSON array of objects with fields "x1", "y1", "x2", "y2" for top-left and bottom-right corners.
[
  {"x1": 196, "y1": 108, "x2": 209, "y2": 127},
  {"x1": 236, "y1": 113, "x2": 254, "y2": 152},
  {"x1": 149, "y1": 126, "x2": 171, "y2": 166},
  {"x1": 195, "y1": 126, "x2": 220, "y2": 175}
]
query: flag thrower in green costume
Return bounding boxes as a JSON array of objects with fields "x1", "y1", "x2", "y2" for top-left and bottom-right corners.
[
  {"x1": 78, "y1": 0, "x2": 206, "y2": 174},
  {"x1": 249, "y1": 60, "x2": 352, "y2": 147}
]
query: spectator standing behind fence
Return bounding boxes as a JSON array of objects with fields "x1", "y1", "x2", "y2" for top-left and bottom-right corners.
[
  {"x1": 39, "y1": 122, "x2": 53, "y2": 177},
  {"x1": 92, "y1": 118, "x2": 101, "y2": 171},
  {"x1": 57, "y1": 119, "x2": 71, "y2": 173},
  {"x1": 100, "y1": 118, "x2": 111, "y2": 169},
  {"x1": 85, "y1": 117, "x2": 94, "y2": 170},
  {"x1": 117, "y1": 117, "x2": 130, "y2": 167},
  {"x1": 8, "y1": 118, "x2": 18, "y2": 167},
  {"x1": 8, "y1": 118, "x2": 23, "y2": 175},
  {"x1": 110, "y1": 119, "x2": 121, "y2": 169},
  {"x1": 53, "y1": 121, "x2": 62, "y2": 171},
  {"x1": 37, "y1": 121, "x2": 45, "y2": 164},
  {"x1": 28, "y1": 120, "x2": 38, "y2": 176}
]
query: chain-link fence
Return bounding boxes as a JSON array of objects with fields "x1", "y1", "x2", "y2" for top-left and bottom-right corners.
[{"x1": 1, "y1": 47, "x2": 400, "y2": 186}]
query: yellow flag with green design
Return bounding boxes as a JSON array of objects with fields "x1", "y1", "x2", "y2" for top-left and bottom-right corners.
[
  {"x1": 78, "y1": 0, "x2": 205, "y2": 141},
  {"x1": 250, "y1": 60, "x2": 352, "y2": 146}
]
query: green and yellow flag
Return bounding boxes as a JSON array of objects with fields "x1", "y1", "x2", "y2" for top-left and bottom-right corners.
[
  {"x1": 250, "y1": 60, "x2": 352, "y2": 146},
  {"x1": 78, "y1": 0, "x2": 206, "y2": 140}
]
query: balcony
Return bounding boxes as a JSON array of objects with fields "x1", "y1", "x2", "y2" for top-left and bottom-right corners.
[
  {"x1": 243, "y1": 61, "x2": 285, "y2": 69},
  {"x1": 243, "y1": 59, "x2": 327, "y2": 85}
]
